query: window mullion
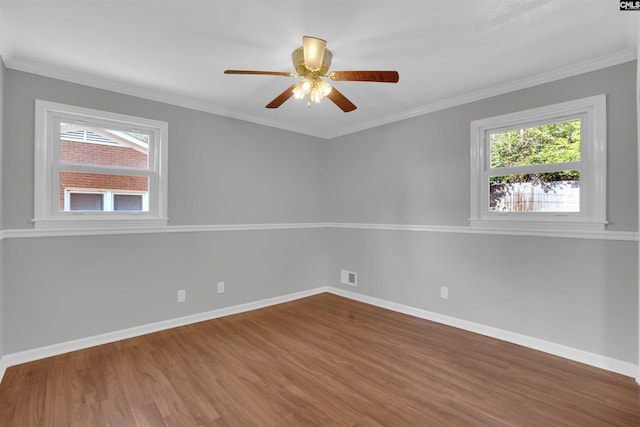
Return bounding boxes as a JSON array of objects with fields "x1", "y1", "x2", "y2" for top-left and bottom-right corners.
[
  {"x1": 486, "y1": 161, "x2": 583, "y2": 177},
  {"x1": 58, "y1": 163, "x2": 154, "y2": 177},
  {"x1": 105, "y1": 191, "x2": 114, "y2": 211}
]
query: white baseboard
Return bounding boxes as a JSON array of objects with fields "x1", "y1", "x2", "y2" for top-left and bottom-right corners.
[
  {"x1": 1, "y1": 286, "x2": 637, "y2": 384},
  {"x1": 0, "y1": 287, "x2": 328, "y2": 383},
  {"x1": 327, "y1": 287, "x2": 639, "y2": 379},
  {"x1": 0, "y1": 359, "x2": 6, "y2": 384}
]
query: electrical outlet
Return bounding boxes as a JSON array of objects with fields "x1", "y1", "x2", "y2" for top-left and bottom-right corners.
[
  {"x1": 440, "y1": 286, "x2": 449, "y2": 299},
  {"x1": 177, "y1": 289, "x2": 186, "y2": 302},
  {"x1": 217, "y1": 281, "x2": 225, "y2": 294}
]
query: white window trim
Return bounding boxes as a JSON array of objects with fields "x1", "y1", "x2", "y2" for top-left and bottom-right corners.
[
  {"x1": 34, "y1": 100, "x2": 168, "y2": 229},
  {"x1": 470, "y1": 94, "x2": 607, "y2": 233}
]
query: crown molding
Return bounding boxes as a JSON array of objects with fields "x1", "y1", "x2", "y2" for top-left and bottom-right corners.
[
  {"x1": 3, "y1": 48, "x2": 636, "y2": 140},
  {"x1": 324, "y1": 48, "x2": 638, "y2": 139},
  {"x1": 2, "y1": 57, "x2": 328, "y2": 139}
]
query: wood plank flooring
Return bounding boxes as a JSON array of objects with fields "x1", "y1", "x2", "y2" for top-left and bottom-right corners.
[{"x1": 0, "y1": 293, "x2": 638, "y2": 426}]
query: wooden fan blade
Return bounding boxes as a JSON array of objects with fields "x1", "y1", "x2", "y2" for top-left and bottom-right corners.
[
  {"x1": 326, "y1": 85, "x2": 357, "y2": 112},
  {"x1": 303, "y1": 36, "x2": 326, "y2": 71},
  {"x1": 224, "y1": 70, "x2": 296, "y2": 77},
  {"x1": 329, "y1": 70, "x2": 399, "y2": 83},
  {"x1": 265, "y1": 84, "x2": 297, "y2": 109}
]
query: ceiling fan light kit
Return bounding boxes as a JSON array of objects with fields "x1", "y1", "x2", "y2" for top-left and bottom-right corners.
[
  {"x1": 293, "y1": 77, "x2": 332, "y2": 106},
  {"x1": 224, "y1": 36, "x2": 399, "y2": 112}
]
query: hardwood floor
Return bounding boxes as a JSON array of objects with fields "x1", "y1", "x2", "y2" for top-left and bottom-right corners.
[{"x1": 0, "y1": 293, "x2": 638, "y2": 426}]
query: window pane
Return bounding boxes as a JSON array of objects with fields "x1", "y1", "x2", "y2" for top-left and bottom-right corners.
[
  {"x1": 489, "y1": 171, "x2": 580, "y2": 212},
  {"x1": 490, "y1": 119, "x2": 580, "y2": 168},
  {"x1": 59, "y1": 122, "x2": 149, "y2": 170},
  {"x1": 114, "y1": 194, "x2": 143, "y2": 211},
  {"x1": 60, "y1": 171, "x2": 149, "y2": 211},
  {"x1": 69, "y1": 193, "x2": 103, "y2": 211}
]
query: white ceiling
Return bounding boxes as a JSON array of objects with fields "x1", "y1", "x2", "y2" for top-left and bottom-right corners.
[{"x1": 0, "y1": 1, "x2": 637, "y2": 139}]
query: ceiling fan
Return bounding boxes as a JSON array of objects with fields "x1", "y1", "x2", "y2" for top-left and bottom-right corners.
[{"x1": 224, "y1": 36, "x2": 399, "y2": 112}]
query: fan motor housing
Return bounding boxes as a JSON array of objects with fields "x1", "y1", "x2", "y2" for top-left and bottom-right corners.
[{"x1": 292, "y1": 47, "x2": 332, "y2": 75}]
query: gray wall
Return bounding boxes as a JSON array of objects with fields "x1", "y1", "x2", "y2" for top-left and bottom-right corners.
[
  {"x1": 4, "y1": 229, "x2": 327, "y2": 352},
  {"x1": 326, "y1": 61, "x2": 639, "y2": 363},
  {"x1": 1, "y1": 70, "x2": 328, "y2": 353},
  {"x1": 3, "y1": 70, "x2": 327, "y2": 228},
  {"x1": 327, "y1": 62, "x2": 638, "y2": 230},
  {"x1": 0, "y1": 61, "x2": 637, "y2": 366},
  {"x1": 0, "y1": 57, "x2": 5, "y2": 360},
  {"x1": 0, "y1": 241, "x2": 3, "y2": 359},
  {"x1": 327, "y1": 229, "x2": 637, "y2": 362}
]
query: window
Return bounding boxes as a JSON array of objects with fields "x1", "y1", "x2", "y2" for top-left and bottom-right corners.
[
  {"x1": 34, "y1": 100, "x2": 168, "y2": 229},
  {"x1": 470, "y1": 94, "x2": 606, "y2": 233}
]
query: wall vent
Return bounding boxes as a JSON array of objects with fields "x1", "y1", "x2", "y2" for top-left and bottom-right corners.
[{"x1": 340, "y1": 269, "x2": 357, "y2": 287}]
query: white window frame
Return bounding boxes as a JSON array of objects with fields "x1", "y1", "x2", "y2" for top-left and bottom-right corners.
[
  {"x1": 34, "y1": 100, "x2": 168, "y2": 229},
  {"x1": 470, "y1": 94, "x2": 607, "y2": 233}
]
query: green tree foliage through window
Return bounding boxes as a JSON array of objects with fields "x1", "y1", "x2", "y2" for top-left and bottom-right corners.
[
  {"x1": 488, "y1": 119, "x2": 581, "y2": 212},
  {"x1": 489, "y1": 119, "x2": 581, "y2": 184}
]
